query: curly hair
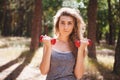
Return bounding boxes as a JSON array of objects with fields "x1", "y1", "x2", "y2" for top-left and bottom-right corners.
[{"x1": 53, "y1": 7, "x2": 86, "y2": 59}]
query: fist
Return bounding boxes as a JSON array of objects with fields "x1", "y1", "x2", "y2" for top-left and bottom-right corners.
[
  {"x1": 39, "y1": 35, "x2": 56, "y2": 45},
  {"x1": 75, "y1": 39, "x2": 92, "y2": 48}
]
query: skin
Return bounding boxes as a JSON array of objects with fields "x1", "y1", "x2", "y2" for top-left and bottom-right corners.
[{"x1": 40, "y1": 15, "x2": 88, "y2": 79}]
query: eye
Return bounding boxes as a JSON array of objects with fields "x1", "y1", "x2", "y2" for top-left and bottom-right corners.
[
  {"x1": 68, "y1": 22, "x2": 73, "y2": 25},
  {"x1": 61, "y1": 21, "x2": 65, "y2": 25}
]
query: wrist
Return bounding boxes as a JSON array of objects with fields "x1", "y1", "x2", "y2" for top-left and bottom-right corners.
[
  {"x1": 78, "y1": 46, "x2": 84, "y2": 52},
  {"x1": 44, "y1": 44, "x2": 52, "y2": 49}
]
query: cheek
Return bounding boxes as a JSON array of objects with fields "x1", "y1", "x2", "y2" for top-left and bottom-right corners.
[
  {"x1": 70, "y1": 25, "x2": 74, "y2": 32},
  {"x1": 58, "y1": 22, "x2": 64, "y2": 29},
  {"x1": 58, "y1": 25, "x2": 63, "y2": 33},
  {"x1": 70, "y1": 29, "x2": 73, "y2": 34}
]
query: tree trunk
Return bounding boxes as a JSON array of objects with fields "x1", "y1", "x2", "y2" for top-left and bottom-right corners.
[
  {"x1": 113, "y1": 27, "x2": 120, "y2": 75},
  {"x1": 14, "y1": 7, "x2": 25, "y2": 36},
  {"x1": 26, "y1": 12, "x2": 33, "y2": 37},
  {"x1": 44, "y1": 25, "x2": 48, "y2": 35},
  {"x1": 113, "y1": 0, "x2": 120, "y2": 75},
  {"x1": 43, "y1": 19, "x2": 48, "y2": 35},
  {"x1": 107, "y1": 0, "x2": 115, "y2": 45},
  {"x1": 96, "y1": 26, "x2": 102, "y2": 44},
  {"x1": 30, "y1": 0, "x2": 42, "y2": 51},
  {"x1": 87, "y1": 0, "x2": 97, "y2": 59},
  {"x1": 2, "y1": 1, "x2": 12, "y2": 36},
  {"x1": 1, "y1": 0, "x2": 6, "y2": 36}
]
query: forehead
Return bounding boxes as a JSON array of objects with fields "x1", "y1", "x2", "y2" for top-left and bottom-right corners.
[{"x1": 59, "y1": 15, "x2": 74, "y2": 22}]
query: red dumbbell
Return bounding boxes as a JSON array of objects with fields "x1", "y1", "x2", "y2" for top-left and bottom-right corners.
[
  {"x1": 39, "y1": 35, "x2": 56, "y2": 45},
  {"x1": 74, "y1": 39, "x2": 92, "y2": 48}
]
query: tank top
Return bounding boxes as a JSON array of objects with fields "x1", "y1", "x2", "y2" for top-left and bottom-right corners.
[{"x1": 46, "y1": 48, "x2": 76, "y2": 80}]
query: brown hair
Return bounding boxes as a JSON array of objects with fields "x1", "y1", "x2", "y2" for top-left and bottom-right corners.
[{"x1": 53, "y1": 7, "x2": 86, "y2": 59}]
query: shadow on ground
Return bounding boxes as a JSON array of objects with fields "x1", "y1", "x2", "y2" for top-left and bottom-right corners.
[
  {"x1": 84, "y1": 58, "x2": 120, "y2": 80},
  {"x1": 0, "y1": 50, "x2": 36, "y2": 80}
]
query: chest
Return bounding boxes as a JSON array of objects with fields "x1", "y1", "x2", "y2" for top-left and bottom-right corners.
[{"x1": 51, "y1": 49, "x2": 75, "y2": 67}]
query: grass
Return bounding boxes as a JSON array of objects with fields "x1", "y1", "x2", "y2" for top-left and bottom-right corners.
[
  {"x1": 0, "y1": 37, "x2": 120, "y2": 80},
  {"x1": 83, "y1": 50, "x2": 119, "y2": 80}
]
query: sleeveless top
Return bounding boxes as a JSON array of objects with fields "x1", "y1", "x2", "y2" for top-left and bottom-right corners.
[{"x1": 46, "y1": 48, "x2": 76, "y2": 80}]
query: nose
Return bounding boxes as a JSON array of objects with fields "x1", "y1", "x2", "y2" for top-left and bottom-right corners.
[{"x1": 64, "y1": 24, "x2": 68, "y2": 29}]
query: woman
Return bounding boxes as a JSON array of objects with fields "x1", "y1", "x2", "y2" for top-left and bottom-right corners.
[{"x1": 40, "y1": 7, "x2": 88, "y2": 80}]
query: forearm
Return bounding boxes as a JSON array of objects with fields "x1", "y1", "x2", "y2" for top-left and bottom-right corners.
[
  {"x1": 40, "y1": 45, "x2": 52, "y2": 75},
  {"x1": 74, "y1": 48, "x2": 85, "y2": 79}
]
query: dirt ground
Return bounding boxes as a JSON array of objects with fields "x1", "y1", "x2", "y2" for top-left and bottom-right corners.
[
  {"x1": 0, "y1": 47, "x2": 46, "y2": 80},
  {"x1": 0, "y1": 37, "x2": 119, "y2": 80},
  {"x1": 0, "y1": 37, "x2": 46, "y2": 80}
]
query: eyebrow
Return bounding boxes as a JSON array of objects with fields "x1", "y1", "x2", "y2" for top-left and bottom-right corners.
[{"x1": 60, "y1": 20, "x2": 73, "y2": 22}]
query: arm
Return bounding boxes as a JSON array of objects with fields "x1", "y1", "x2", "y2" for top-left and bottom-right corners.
[
  {"x1": 39, "y1": 36, "x2": 52, "y2": 75},
  {"x1": 74, "y1": 42, "x2": 87, "y2": 79}
]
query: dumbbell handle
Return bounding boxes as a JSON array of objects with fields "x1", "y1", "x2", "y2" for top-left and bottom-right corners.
[
  {"x1": 75, "y1": 39, "x2": 92, "y2": 48},
  {"x1": 39, "y1": 35, "x2": 56, "y2": 45}
]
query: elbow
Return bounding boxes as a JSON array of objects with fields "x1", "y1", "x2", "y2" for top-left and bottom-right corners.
[
  {"x1": 40, "y1": 70, "x2": 48, "y2": 75},
  {"x1": 41, "y1": 72, "x2": 48, "y2": 75},
  {"x1": 74, "y1": 70, "x2": 84, "y2": 79},
  {"x1": 39, "y1": 65, "x2": 49, "y2": 75},
  {"x1": 75, "y1": 74, "x2": 83, "y2": 80}
]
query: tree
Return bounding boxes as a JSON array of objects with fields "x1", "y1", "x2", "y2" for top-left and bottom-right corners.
[
  {"x1": 113, "y1": 0, "x2": 120, "y2": 75},
  {"x1": 14, "y1": 0, "x2": 25, "y2": 36},
  {"x1": 113, "y1": 26, "x2": 120, "y2": 75},
  {"x1": 30, "y1": 0, "x2": 42, "y2": 51},
  {"x1": 107, "y1": 0, "x2": 115, "y2": 45},
  {"x1": 42, "y1": 0, "x2": 62, "y2": 35},
  {"x1": 96, "y1": 0, "x2": 108, "y2": 44},
  {"x1": 1, "y1": 0, "x2": 12, "y2": 36},
  {"x1": 87, "y1": 0, "x2": 97, "y2": 59}
]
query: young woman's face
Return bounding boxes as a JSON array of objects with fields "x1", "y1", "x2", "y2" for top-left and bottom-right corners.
[{"x1": 58, "y1": 15, "x2": 74, "y2": 37}]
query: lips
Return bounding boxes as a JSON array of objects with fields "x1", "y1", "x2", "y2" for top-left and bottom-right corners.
[{"x1": 64, "y1": 31, "x2": 69, "y2": 32}]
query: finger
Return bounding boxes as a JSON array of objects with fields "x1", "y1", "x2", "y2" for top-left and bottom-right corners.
[
  {"x1": 43, "y1": 36, "x2": 51, "y2": 41},
  {"x1": 80, "y1": 40, "x2": 89, "y2": 46}
]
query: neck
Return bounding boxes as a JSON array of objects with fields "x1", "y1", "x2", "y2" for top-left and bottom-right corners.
[{"x1": 58, "y1": 35, "x2": 69, "y2": 43}]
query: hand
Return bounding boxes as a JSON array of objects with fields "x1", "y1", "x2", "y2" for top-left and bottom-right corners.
[
  {"x1": 39, "y1": 35, "x2": 56, "y2": 47},
  {"x1": 75, "y1": 39, "x2": 92, "y2": 48},
  {"x1": 40, "y1": 35, "x2": 52, "y2": 47},
  {"x1": 77, "y1": 39, "x2": 89, "y2": 57},
  {"x1": 79, "y1": 39, "x2": 89, "y2": 49}
]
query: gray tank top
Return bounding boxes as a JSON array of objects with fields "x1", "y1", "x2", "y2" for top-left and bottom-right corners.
[{"x1": 46, "y1": 48, "x2": 76, "y2": 80}]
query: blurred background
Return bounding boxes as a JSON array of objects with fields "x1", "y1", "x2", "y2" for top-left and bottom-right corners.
[{"x1": 0, "y1": 0, "x2": 120, "y2": 80}]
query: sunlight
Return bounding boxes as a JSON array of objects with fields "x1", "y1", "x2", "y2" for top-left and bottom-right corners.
[{"x1": 97, "y1": 54, "x2": 114, "y2": 69}]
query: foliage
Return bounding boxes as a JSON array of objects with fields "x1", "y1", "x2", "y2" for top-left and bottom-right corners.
[
  {"x1": 42, "y1": 0, "x2": 62, "y2": 36},
  {"x1": 0, "y1": 0, "x2": 119, "y2": 40},
  {"x1": 97, "y1": 0, "x2": 108, "y2": 38},
  {"x1": 112, "y1": 0, "x2": 120, "y2": 39},
  {"x1": 98, "y1": 0, "x2": 119, "y2": 40}
]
